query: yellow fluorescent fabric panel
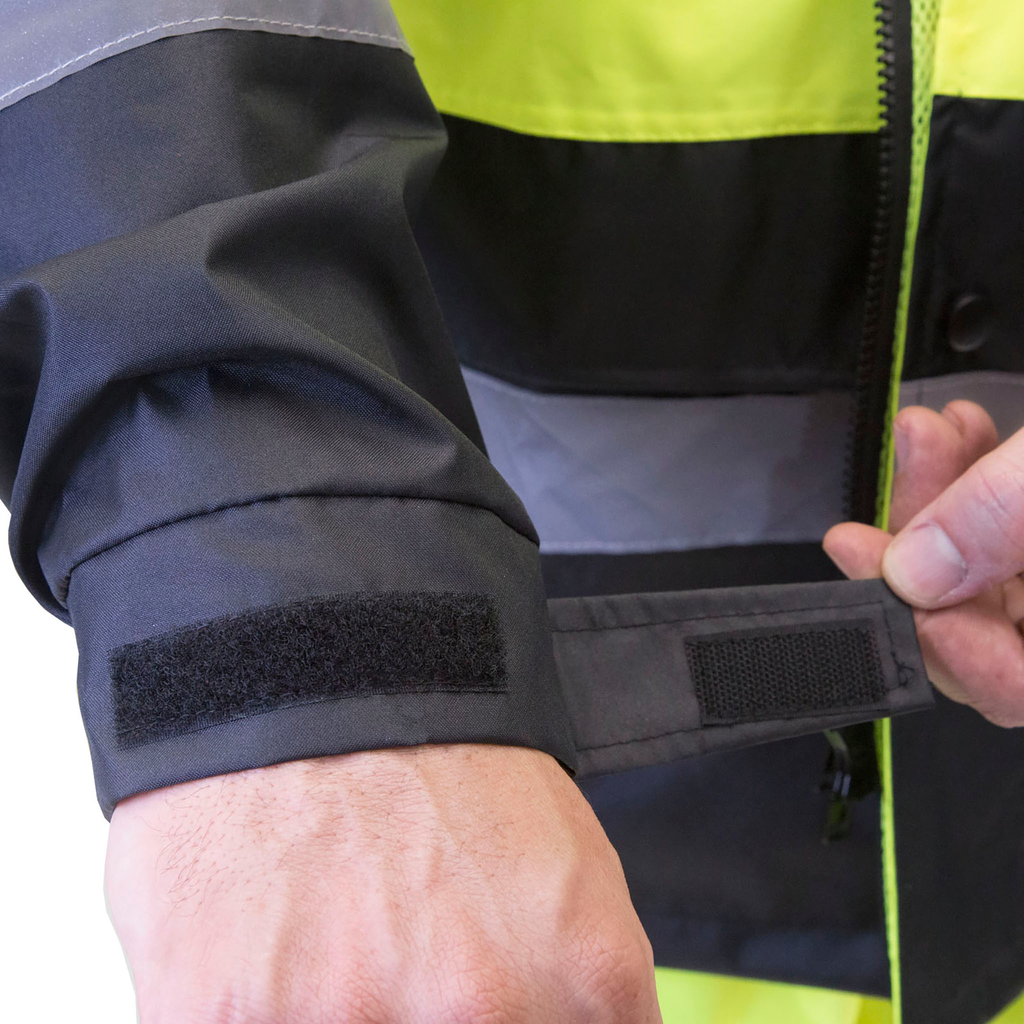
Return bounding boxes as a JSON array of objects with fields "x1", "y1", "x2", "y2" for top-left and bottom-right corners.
[
  {"x1": 655, "y1": 970, "x2": 1024, "y2": 1022},
  {"x1": 654, "y1": 969, "x2": 892, "y2": 1024},
  {"x1": 993, "y1": 990, "x2": 1024, "y2": 1024},
  {"x1": 390, "y1": 0, "x2": 881, "y2": 141},
  {"x1": 934, "y1": 0, "x2": 1024, "y2": 101}
]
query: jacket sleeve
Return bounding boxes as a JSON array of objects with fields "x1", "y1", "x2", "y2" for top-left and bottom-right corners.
[{"x1": 0, "y1": 14, "x2": 575, "y2": 817}]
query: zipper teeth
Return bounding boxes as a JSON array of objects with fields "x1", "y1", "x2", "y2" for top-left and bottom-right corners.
[{"x1": 845, "y1": 0, "x2": 898, "y2": 523}]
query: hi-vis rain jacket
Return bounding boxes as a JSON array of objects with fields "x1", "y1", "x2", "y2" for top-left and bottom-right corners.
[{"x1": 1, "y1": 1, "x2": 1023, "y2": 1022}]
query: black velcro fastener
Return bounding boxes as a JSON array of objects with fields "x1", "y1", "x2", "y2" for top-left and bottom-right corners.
[
  {"x1": 686, "y1": 624, "x2": 886, "y2": 726},
  {"x1": 109, "y1": 592, "x2": 506, "y2": 747}
]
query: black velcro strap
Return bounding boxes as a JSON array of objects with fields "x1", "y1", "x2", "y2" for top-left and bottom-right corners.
[
  {"x1": 109, "y1": 592, "x2": 506, "y2": 747},
  {"x1": 687, "y1": 623, "x2": 886, "y2": 725},
  {"x1": 549, "y1": 578, "x2": 932, "y2": 778}
]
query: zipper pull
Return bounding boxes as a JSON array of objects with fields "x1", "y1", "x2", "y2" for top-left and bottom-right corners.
[
  {"x1": 821, "y1": 728, "x2": 853, "y2": 843},
  {"x1": 819, "y1": 723, "x2": 882, "y2": 843}
]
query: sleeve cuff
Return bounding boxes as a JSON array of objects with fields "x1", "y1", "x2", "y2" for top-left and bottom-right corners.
[{"x1": 67, "y1": 492, "x2": 576, "y2": 817}]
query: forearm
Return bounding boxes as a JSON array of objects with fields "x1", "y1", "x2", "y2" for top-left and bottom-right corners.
[{"x1": 105, "y1": 744, "x2": 660, "y2": 1024}]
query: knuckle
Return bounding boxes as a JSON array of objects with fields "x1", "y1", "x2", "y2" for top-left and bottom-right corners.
[
  {"x1": 139, "y1": 972, "x2": 393, "y2": 1024},
  {"x1": 967, "y1": 671, "x2": 1024, "y2": 730},
  {"x1": 313, "y1": 959, "x2": 401, "y2": 1024},
  {"x1": 978, "y1": 705, "x2": 1024, "y2": 729},
  {"x1": 152, "y1": 993, "x2": 270, "y2": 1024},
  {"x1": 433, "y1": 973, "x2": 517, "y2": 1024},
  {"x1": 970, "y1": 459, "x2": 1024, "y2": 555},
  {"x1": 917, "y1": 610, "x2": 1024, "y2": 729},
  {"x1": 572, "y1": 926, "x2": 655, "y2": 1021}
]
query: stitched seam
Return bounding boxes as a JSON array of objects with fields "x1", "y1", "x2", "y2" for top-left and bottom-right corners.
[
  {"x1": 438, "y1": 92, "x2": 882, "y2": 123},
  {"x1": 578, "y1": 704, "x2": 890, "y2": 752},
  {"x1": 880, "y1": 607, "x2": 913, "y2": 690},
  {"x1": 115, "y1": 685, "x2": 503, "y2": 745},
  {"x1": 903, "y1": 369, "x2": 1024, "y2": 393},
  {"x1": 571, "y1": 604, "x2": 911, "y2": 753},
  {"x1": 466, "y1": 367, "x2": 836, "y2": 410},
  {"x1": 539, "y1": 535, "x2": 832, "y2": 554},
  {"x1": 430, "y1": 93, "x2": 880, "y2": 142},
  {"x1": 464, "y1": 354, "x2": 853, "y2": 397},
  {"x1": 0, "y1": 17, "x2": 405, "y2": 104},
  {"x1": 66, "y1": 491, "x2": 537, "y2": 579},
  {"x1": 552, "y1": 600, "x2": 885, "y2": 634}
]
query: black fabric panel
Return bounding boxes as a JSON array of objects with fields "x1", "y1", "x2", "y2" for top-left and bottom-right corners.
[
  {"x1": 110, "y1": 592, "x2": 507, "y2": 747},
  {"x1": 581, "y1": 736, "x2": 889, "y2": 995},
  {"x1": 905, "y1": 96, "x2": 1024, "y2": 381},
  {"x1": 417, "y1": 122, "x2": 879, "y2": 396},
  {"x1": 542, "y1": 543, "x2": 844, "y2": 598},
  {"x1": 893, "y1": 693, "x2": 1024, "y2": 1024}
]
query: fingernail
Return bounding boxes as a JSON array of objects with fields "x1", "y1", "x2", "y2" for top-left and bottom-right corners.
[
  {"x1": 883, "y1": 522, "x2": 967, "y2": 604},
  {"x1": 893, "y1": 422, "x2": 910, "y2": 475}
]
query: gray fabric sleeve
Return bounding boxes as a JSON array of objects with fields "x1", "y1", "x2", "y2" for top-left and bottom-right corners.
[{"x1": 0, "y1": 0, "x2": 408, "y2": 112}]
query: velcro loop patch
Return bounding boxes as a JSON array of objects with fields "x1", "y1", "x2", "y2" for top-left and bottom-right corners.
[
  {"x1": 686, "y1": 623, "x2": 886, "y2": 725},
  {"x1": 109, "y1": 592, "x2": 506, "y2": 747}
]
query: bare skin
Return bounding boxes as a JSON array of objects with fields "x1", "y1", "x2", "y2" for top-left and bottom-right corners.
[
  {"x1": 105, "y1": 743, "x2": 662, "y2": 1024},
  {"x1": 825, "y1": 399, "x2": 1024, "y2": 726}
]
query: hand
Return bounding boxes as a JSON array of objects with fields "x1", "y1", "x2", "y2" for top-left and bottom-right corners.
[
  {"x1": 105, "y1": 743, "x2": 661, "y2": 1024},
  {"x1": 824, "y1": 399, "x2": 1024, "y2": 726}
]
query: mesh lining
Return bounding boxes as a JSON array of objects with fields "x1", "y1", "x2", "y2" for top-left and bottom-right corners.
[
  {"x1": 877, "y1": 0, "x2": 941, "y2": 524},
  {"x1": 686, "y1": 625, "x2": 887, "y2": 726},
  {"x1": 878, "y1": 4, "x2": 942, "y2": 1021}
]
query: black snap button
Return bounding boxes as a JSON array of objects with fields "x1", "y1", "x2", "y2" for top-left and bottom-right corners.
[{"x1": 947, "y1": 292, "x2": 994, "y2": 354}]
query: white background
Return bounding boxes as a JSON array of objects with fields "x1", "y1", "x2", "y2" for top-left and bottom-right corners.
[{"x1": 0, "y1": 511, "x2": 136, "y2": 1021}]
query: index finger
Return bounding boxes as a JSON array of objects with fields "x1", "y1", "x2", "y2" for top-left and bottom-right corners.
[
  {"x1": 889, "y1": 401, "x2": 999, "y2": 533},
  {"x1": 882, "y1": 424, "x2": 1024, "y2": 608}
]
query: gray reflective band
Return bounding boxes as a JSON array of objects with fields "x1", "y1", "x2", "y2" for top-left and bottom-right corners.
[
  {"x1": 900, "y1": 370, "x2": 1024, "y2": 442},
  {"x1": 0, "y1": 0, "x2": 408, "y2": 112},
  {"x1": 552, "y1": 578, "x2": 933, "y2": 777},
  {"x1": 467, "y1": 369, "x2": 1024, "y2": 557},
  {"x1": 463, "y1": 368, "x2": 851, "y2": 555}
]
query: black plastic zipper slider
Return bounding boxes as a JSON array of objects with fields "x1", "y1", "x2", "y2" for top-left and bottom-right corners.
[
  {"x1": 820, "y1": 723, "x2": 882, "y2": 843},
  {"x1": 821, "y1": 728, "x2": 854, "y2": 843}
]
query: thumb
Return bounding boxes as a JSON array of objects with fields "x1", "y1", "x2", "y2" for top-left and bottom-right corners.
[{"x1": 882, "y1": 425, "x2": 1024, "y2": 608}]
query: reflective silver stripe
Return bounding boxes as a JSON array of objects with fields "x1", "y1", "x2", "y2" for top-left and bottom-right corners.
[
  {"x1": 900, "y1": 370, "x2": 1024, "y2": 442},
  {"x1": 0, "y1": 0, "x2": 408, "y2": 112},
  {"x1": 463, "y1": 368, "x2": 852, "y2": 555},
  {"x1": 467, "y1": 368, "x2": 1024, "y2": 557}
]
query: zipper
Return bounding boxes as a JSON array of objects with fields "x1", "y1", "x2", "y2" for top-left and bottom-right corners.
[
  {"x1": 845, "y1": 0, "x2": 904, "y2": 524},
  {"x1": 828, "y1": 0, "x2": 909, "y2": 840},
  {"x1": 844, "y1": 2, "x2": 925, "y2": 1018}
]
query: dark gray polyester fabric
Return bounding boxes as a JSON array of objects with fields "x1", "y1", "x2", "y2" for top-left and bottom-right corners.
[
  {"x1": 555, "y1": 579, "x2": 931, "y2": 778},
  {"x1": 0, "y1": 32, "x2": 575, "y2": 813},
  {"x1": 70, "y1": 496, "x2": 567, "y2": 817}
]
